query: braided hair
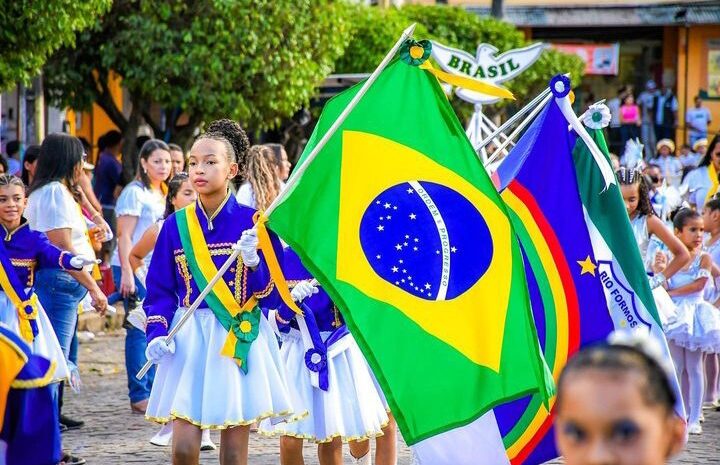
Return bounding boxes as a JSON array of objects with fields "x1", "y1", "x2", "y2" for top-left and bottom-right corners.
[
  {"x1": 195, "y1": 119, "x2": 250, "y2": 170},
  {"x1": 616, "y1": 167, "x2": 655, "y2": 217},
  {"x1": 245, "y1": 145, "x2": 281, "y2": 212},
  {"x1": 0, "y1": 174, "x2": 26, "y2": 192}
]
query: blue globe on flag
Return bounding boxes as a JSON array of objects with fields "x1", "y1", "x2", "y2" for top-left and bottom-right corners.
[{"x1": 359, "y1": 180, "x2": 493, "y2": 301}]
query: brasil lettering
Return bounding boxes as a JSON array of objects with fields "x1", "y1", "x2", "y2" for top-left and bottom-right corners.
[
  {"x1": 598, "y1": 260, "x2": 652, "y2": 331},
  {"x1": 445, "y1": 54, "x2": 520, "y2": 80}
]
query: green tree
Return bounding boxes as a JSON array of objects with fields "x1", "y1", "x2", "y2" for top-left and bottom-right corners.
[
  {"x1": 44, "y1": 0, "x2": 351, "y2": 175},
  {"x1": 335, "y1": 5, "x2": 584, "y2": 118},
  {"x1": 0, "y1": 0, "x2": 111, "y2": 91}
]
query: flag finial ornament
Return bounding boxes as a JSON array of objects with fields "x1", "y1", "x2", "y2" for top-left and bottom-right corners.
[
  {"x1": 550, "y1": 75, "x2": 571, "y2": 98},
  {"x1": 583, "y1": 103, "x2": 612, "y2": 130},
  {"x1": 400, "y1": 39, "x2": 432, "y2": 66}
]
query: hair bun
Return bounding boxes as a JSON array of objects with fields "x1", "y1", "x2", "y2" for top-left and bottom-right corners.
[{"x1": 205, "y1": 119, "x2": 249, "y2": 164}]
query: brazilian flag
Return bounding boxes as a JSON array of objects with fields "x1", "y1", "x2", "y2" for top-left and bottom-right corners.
[{"x1": 267, "y1": 42, "x2": 553, "y2": 445}]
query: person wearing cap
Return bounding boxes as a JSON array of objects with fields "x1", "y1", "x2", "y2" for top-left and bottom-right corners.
[
  {"x1": 654, "y1": 139, "x2": 682, "y2": 187},
  {"x1": 694, "y1": 138, "x2": 708, "y2": 159},
  {"x1": 686, "y1": 95, "x2": 712, "y2": 146},
  {"x1": 638, "y1": 79, "x2": 659, "y2": 158}
]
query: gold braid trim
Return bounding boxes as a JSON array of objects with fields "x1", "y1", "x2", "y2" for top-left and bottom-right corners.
[
  {"x1": 257, "y1": 417, "x2": 390, "y2": 444},
  {"x1": 145, "y1": 408, "x2": 300, "y2": 430},
  {"x1": 174, "y1": 255, "x2": 192, "y2": 308},
  {"x1": 11, "y1": 360, "x2": 56, "y2": 389}
]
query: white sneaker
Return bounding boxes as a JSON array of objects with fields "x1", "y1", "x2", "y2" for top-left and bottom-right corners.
[
  {"x1": 688, "y1": 422, "x2": 703, "y2": 435},
  {"x1": 200, "y1": 430, "x2": 217, "y2": 451},
  {"x1": 350, "y1": 452, "x2": 371, "y2": 465},
  {"x1": 150, "y1": 423, "x2": 173, "y2": 446}
]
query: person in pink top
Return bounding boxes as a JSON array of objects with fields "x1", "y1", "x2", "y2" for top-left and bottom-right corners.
[{"x1": 620, "y1": 93, "x2": 642, "y2": 152}]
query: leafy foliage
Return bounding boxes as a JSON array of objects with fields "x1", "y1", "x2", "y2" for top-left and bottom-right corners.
[
  {"x1": 44, "y1": 0, "x2": 351, "y2": 145},
  {"x1": 0, "y1": 0, "x2": 111, "y2": 91}
]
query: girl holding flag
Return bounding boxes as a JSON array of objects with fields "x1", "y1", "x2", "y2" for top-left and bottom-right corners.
[
  {"x1": 142, "y1": 119, "x2": 296, "y2": 464},
  {"x1": 260, "y1": 247, "x2": 388, "y2": 465}
]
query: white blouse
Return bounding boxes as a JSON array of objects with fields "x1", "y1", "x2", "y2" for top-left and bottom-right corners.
[
  {"x1": 110, "y1": 180, "x2": 165, "y2": 268},
  {"x1": 26, "y1": 182, "x2": 95, "y2": 270}
]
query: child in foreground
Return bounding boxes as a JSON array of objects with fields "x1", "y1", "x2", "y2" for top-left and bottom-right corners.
[{"x1": 554, "y1": 331, "x2": 685, "y2": 465}]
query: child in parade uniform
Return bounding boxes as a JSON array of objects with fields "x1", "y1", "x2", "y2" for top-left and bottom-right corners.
[
  {"x1": 127, "y1": 173, "x2": 215, "y2": 450},
  {"x1": 143, "y1": 119, "x2": 295, "y2": 464},
  {"x1": 554, "y1": 332, "x2": 685, "y2": 465},
  {"x1": 0, "y1": 175, "x2": 96, "y2": 383},
  {"x1": 0, "y1": 323, "x2": 61, "y2": 465},
  {"x1": 701, "y1": 198, "x2": 720, "y2": 409},
  {"x1": 658, "y1": 208, "x2": 720, "y2": 434},
  {"x1": 617, "y1": 168, "x2": 690, "y2": 325},
  {"x1": 260, "y1": 248, "x2": 388, "y2": 465}
]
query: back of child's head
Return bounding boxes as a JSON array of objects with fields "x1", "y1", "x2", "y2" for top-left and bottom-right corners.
[
  {"x1": 671, "y1": 207, "x2": 699, "y2": 231},
  {"x1": 557, "y1": 331, "x2": 676, "y2": 415},
  {"x1": 616, "y1": 167, "x2": 655, "y2": 216},
  {"x1": 705, "y1": 197, "x2": 720, "y2": 213}
]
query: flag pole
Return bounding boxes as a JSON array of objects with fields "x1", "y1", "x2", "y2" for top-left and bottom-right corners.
[
  {"x1": 136, "y1": 24, "x2": 417, "y2": 380},
  {"x1": 484, "y1": 92, "x2": 553, "y2": 170},
  {"x1": 474, "y1": 86, "x2": 550, "y2": 152}
]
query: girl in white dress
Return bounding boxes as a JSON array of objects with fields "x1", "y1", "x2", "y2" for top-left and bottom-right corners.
[
  {"x1": 701, "y1": 198, "x2": 720, "y2": 409},
  {"x1": 658, "y1": 208, "x2": 720, "y2": 434}
]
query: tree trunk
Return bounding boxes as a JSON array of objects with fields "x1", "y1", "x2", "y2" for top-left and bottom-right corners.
[
  {"x1": 121, "y1": 100, "x2": 142, "y2": 184},
  {"x1": 491, "y1": 0, "x2": 504, "y2": 19}
]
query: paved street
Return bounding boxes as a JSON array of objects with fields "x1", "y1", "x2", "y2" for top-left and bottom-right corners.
[{"x1": 64, "y1": 332, "x2": 719, "y2": 464}]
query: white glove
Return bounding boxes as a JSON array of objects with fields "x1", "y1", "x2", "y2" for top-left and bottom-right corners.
[
  {"x1": 70, "y1": 255, "x2": 100, "y2": 269},
  {"x1": 291, "y1": 280, "x2": 319, "y2": 303},
  {"x1": 67, "y1": 361, "x2": 82, "y2": 394},
  {"x1": 145, "y1": 336, "x2": 176, "y2": 364},
  {"x1": 649, "y1": 272, "x2": 666, "y2": 290},
  {"x1": 134, "y1": 266, "x2": 148, "y2": 288},
  {"x1": 234, "y1": 228, "x2": 260, "y2": 267}
]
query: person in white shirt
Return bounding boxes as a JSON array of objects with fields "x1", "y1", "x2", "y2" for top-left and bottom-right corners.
[
  {"x1": 686, "y1": 96, "x2": 712, "y2": 146},
  {"x1": 112, "y1": 139, "x2": 171, "y2": 414}
]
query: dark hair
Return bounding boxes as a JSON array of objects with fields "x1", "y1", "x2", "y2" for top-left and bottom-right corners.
[
  {"x1": 5, "y1": 140, "x2": 19, "y2": 157},
  {"x1": 78, "y1": 137, "x2": 91, "y2": 155},
  {"x1": 671, "y1": 207, "x2": 700, "y2": 230},
  {"x1": 0, "y1": 156, "x2": 8, "y2": 175},
  {"x1": 616, "y1": 167, "x2": 654, "y2": 217},
  {"x1": 164, "y1": 172, "x2": 189, "y2": 218},
  {"x1": 698, "y1": 135, "x2": 719, "y2": 167},
  {"x1": 30, "y1": 133, "x2": 84, "y2": 201},
  {"x1": 557, "y1": 342, "x2": 676, "y2": 414},
  {"x1": 264, "y1": 143, "x2": 286, "y2": 168},
  {"x1": 21, "y1": 145, "x2": 40, "y2": 186},
  {"x1": 168, "y1": 143, "x2": 183, "y2": 153},
  {"x1": 706, "y1": 198, "x2": 720, "y2": 212},
  {"x1": 137, "y1": 139, "x2": 170, "y2": 189},
  {"x1": 196, "y1": 119, "x2": 250, "y2": 168},
  {"x1": 97, "y1": 130, "x2": 122, "y2": 152}
]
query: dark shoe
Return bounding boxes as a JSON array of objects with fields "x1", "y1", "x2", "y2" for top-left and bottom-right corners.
[
  {"x1": 59, "y1": 414, "x2": 84, "y2": 430},
  {"x1": 61, "y1": 453, "x2": 87, "y2": 465},
  {"x1": 59, "y1": 423, "x2": 68, "y2": 433}
]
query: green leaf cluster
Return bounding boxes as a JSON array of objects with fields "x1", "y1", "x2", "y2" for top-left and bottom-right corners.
[
  {"x1": 0, "y1": 0, "x2": 111, "y2": 91},
  {"x1": 44, "y1": 0, "x2": 351, "y2": 133},
  {"x1": 336, "y1": 4, "x2": 585, "y2": 112}
]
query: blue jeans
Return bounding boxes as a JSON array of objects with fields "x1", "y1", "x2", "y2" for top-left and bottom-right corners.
[
  {"x1": 34, "y1": 268, "x2": 88, "y2": 408},
  {"x1": 112, "y1": 265, "x2": 154, "y2": 403}
]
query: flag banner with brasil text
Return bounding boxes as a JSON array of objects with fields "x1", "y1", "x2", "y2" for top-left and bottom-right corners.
[
  {"x1": 492, "y1": 76, "x2": 683, "y2": 465},
  {"x1": 266, "y1": 39, "x2": 553, "y2": 448}
]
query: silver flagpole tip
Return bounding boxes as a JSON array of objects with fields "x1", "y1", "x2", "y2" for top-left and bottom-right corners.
[{"x1": 403, "y1": 23, "x2": 417, "y2": 37}]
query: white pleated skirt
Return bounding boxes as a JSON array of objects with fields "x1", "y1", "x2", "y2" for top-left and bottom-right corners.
[
  {"x1": 259, "y1": 329, "x2": 388, "y2": 443},
  {"x1": 0, "y1": 290, "x2": 69, "y2": 381},
  {"x1": 145, "y1": 307, "x2": 296, "y2": 429},
  {"x1": 665, "y1": 297, "x2": 720, "y2": 353}
]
